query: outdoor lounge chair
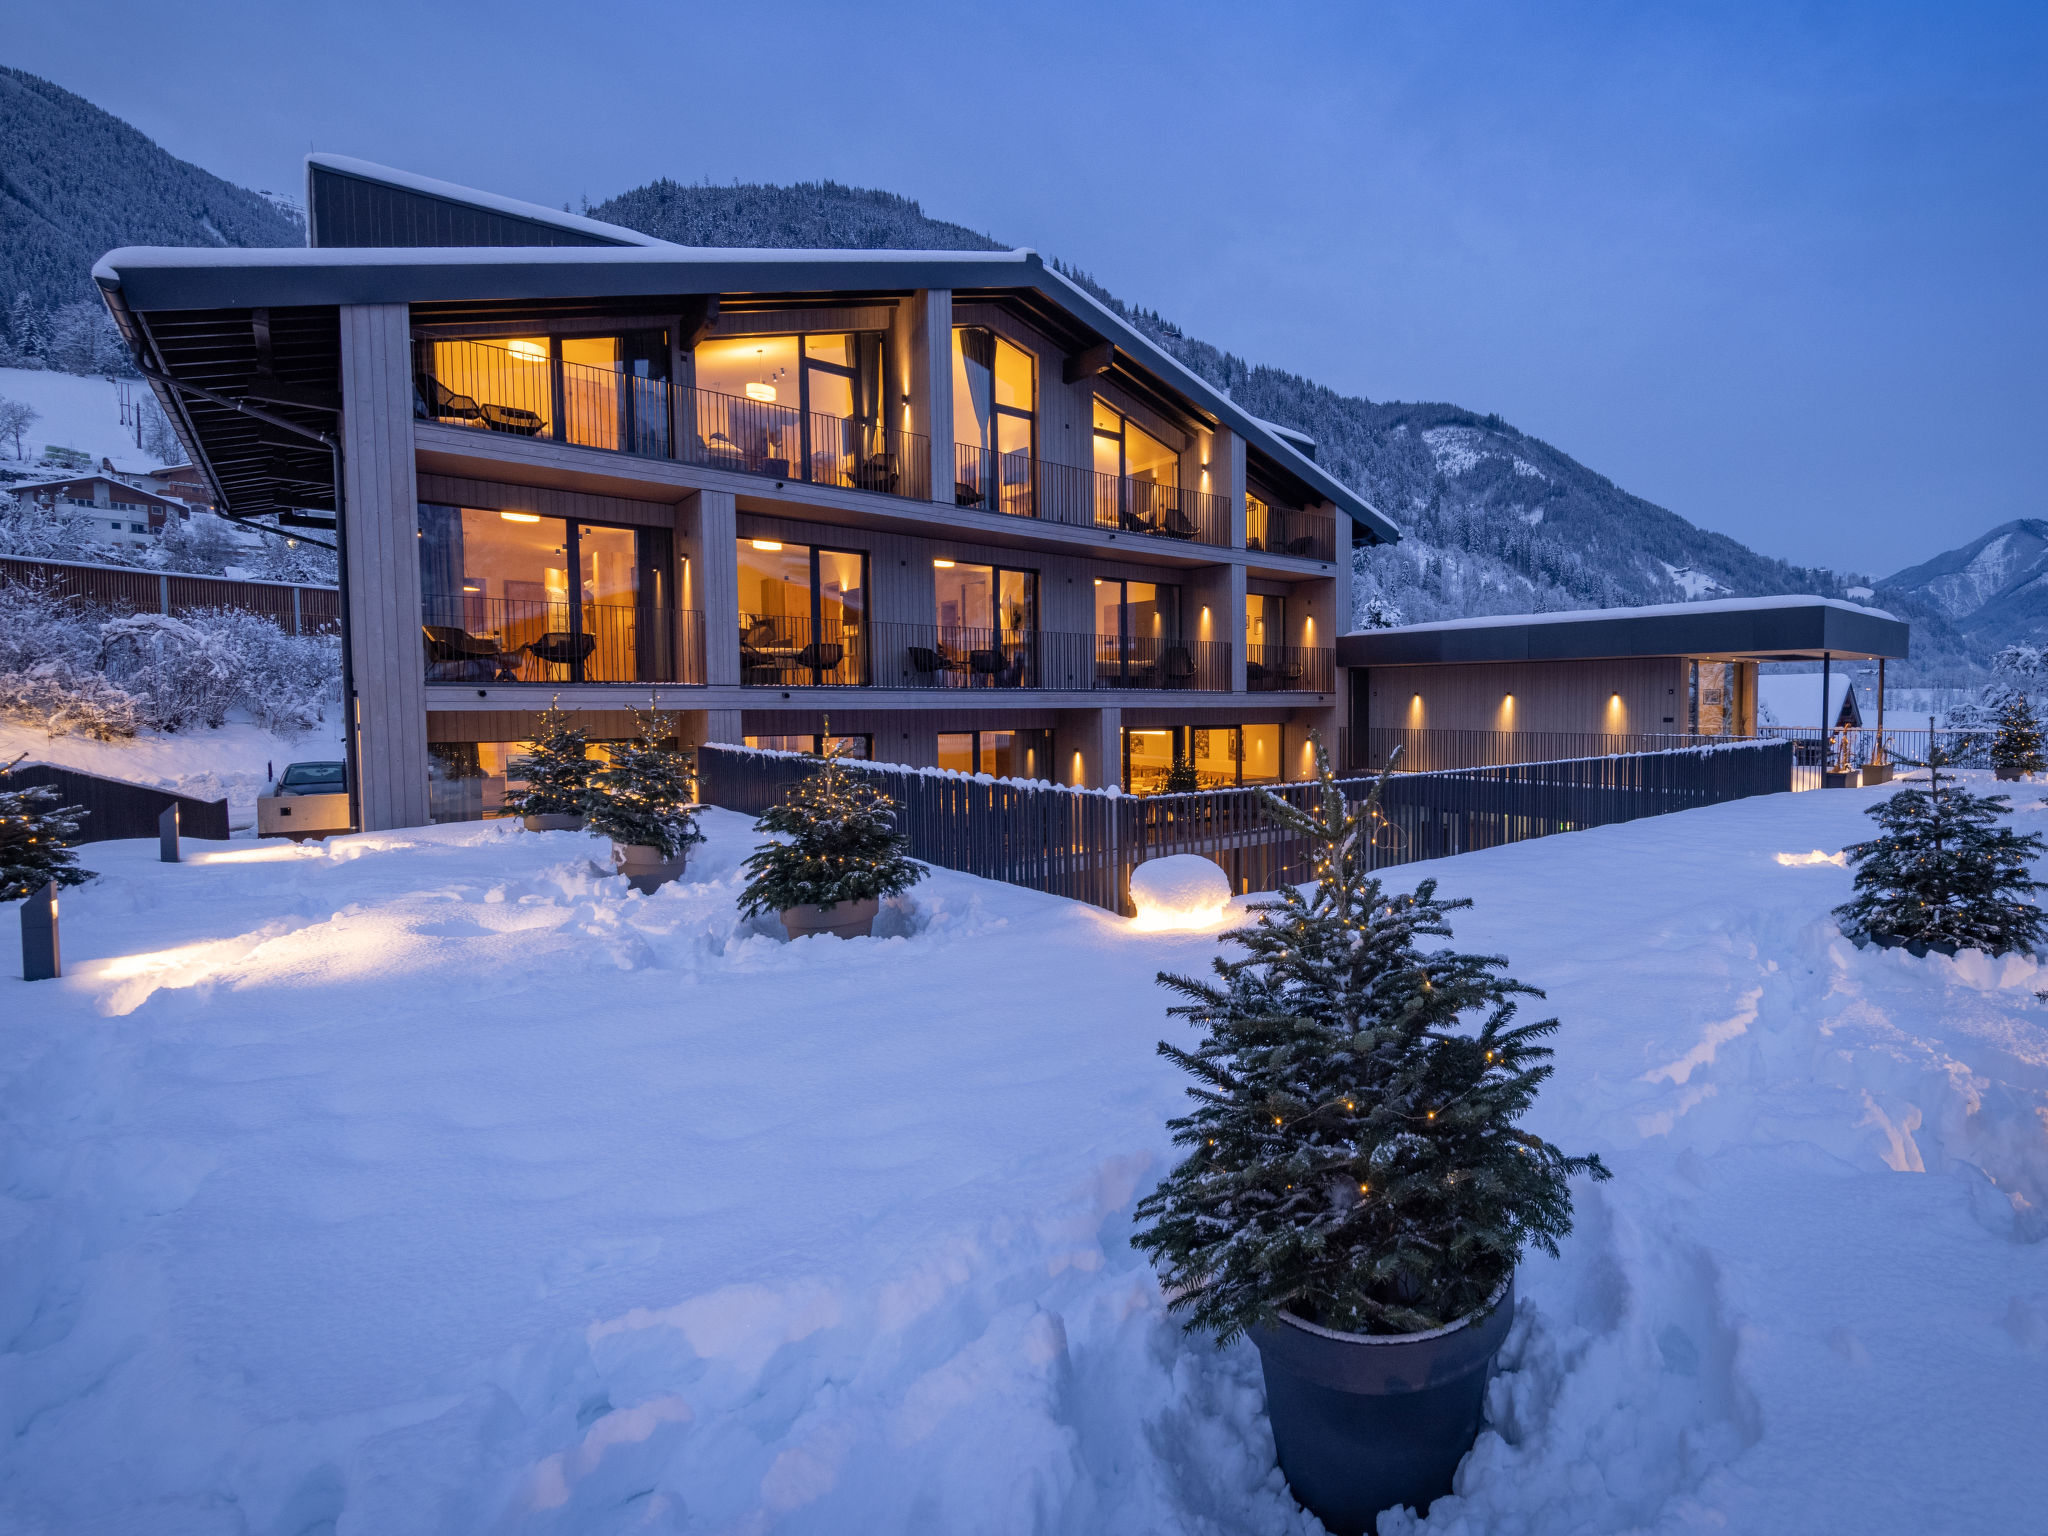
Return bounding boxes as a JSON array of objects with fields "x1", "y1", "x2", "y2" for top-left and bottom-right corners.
[
  {"x1": 852, "y1": 453, "x2": 899, "y2": 494},
  {"x1": 908, "y1": 646, "x2": 966, "y2": 685},
  {"x1": 480, "y1": 402, "x2": 547, "y2": 437},
  {"x1": 525, "y1": 631, "x2": 597, "y2": 678},
  {"x1": 1161, "y1": 646, "x2": 1197, "y2": 689},
  {"x1": 794, "y1": 640, "x2": 846, "y2": 678},
  {"x1": 422, "y1": 623, "x2": 520, "y2": 682},
  {"x1": 955, "y1": 479, "x2": 987, "y2": 509},
  {"x1": 416, "y1": 375, "x2": 483, "y2": 424},
  {"x1": 1160, "y1": 507, "x2": 1198, "y2": 540}
]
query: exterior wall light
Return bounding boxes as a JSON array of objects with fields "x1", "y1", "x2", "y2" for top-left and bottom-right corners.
[
  {"x1": 751, "y1": 540, "x2": 783, "y2": 551},
  {"x1": 499, "y1": 511, "x2": 540, "y2": 523}
]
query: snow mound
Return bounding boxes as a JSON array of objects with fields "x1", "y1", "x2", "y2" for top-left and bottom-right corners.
[{"x1": 1129, "y1": 853, "x2": 1232, "y2": 929}]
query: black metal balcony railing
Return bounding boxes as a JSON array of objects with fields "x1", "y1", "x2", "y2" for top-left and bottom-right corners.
[
  {"x1": 422, "y1": 592, "x2": 702, "y2": 686},
  {"x1": 678, "y1": 386, "x2": 931, "y2": 500},
  {"x1": 413, "y1": 337, "x2": 930, "y2": 501},
  {"x1": 870, "y1": 623, "x2": 1039, "y2": 689},
  {"x1": 1245, "y1": 643, "x2": 1335, "y2": 693},
  {"x1": 1089, "y1": 634, "x2": 1232, "y2": 691},
  {"x1": 1245, "y1": 504, "x2": 1337, "y2": 561},
  {"x1": 953, "y1": 445, "x2": 1233, "y2": 548},
  {"x1": 738, "y1": 612, "x2": 867, "y2": 687}
]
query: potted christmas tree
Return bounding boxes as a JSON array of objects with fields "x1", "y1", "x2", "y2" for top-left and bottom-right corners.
[
  {"x1": 1990, "y1": 693, "x2": 2045, "y2": 782},
  {"x1": 1134, "y1": 743, "x2": 1608, "y2": 1536},
  {"x1": 738, "y1": 737, "x2": 923, "y2": 939},
  {"x1": 505, "y1": 699, "x2": 598, "y2": 832},
  {"x1": 585, "y1": 704, "x2": 702, "y2": 894},
  {"x1": 1836, "y1": 749, "x2": 2047, "y2": 957}
]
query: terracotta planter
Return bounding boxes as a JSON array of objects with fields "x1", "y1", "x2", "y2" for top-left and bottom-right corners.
[
  {"x1": 612, "y1": 842, "x2": 689, "y2": 894},
  {"x1": 523, "y1": 813, "x2": 587, "y2": 832},
  {"x1": 1861, "y1": 762, "x2": 1894, "y2": 786},
  {"x1": 780, "y1": 895, "x2": 882, "y2": 940},
  {"x1": 1250, "y1": 1278, "x2": 1515, "y2": 1536}
]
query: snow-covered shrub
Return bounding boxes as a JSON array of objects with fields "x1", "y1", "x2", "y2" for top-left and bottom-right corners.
[
  {"x1": 197, "y1": 610, "x2": 338, "y2": 732},
  {"x1": 0, "y1": 576, "x2": 99, "y2": 673},
  {"x1": 0, "y1": 492, "x2": 104, "y2": 561},
  {"x1": 0, "y1": 662, "x2": 141, "y2": 739},
  {"x1": 98, "y1": 608, "x2": 337, "y2": 733}
]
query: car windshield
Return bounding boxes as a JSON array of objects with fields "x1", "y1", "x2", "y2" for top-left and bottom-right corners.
[{"x1": 281, "y1": 762, "x2": 346, "y2": 788}]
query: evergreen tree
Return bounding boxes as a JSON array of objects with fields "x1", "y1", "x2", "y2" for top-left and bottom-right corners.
[
  {"x1": 1835, "y1": 751, "x2": 2048, "y2": 956},
  {"x1": 1164, "y1": 737, "x2": 1201, "y2": 794},
  {"x1": 504, "y1": 699, "x2": 598, "y2": 819},
  {"x1": 1, "y1": 757, "x2": 93, "y2": 901},
  {"x1": 585, "y1": 704, "x2": 702, "y2": 858},
  {"x1": 1134, "y1": 743, "x2": 1608, "y2": 1341},
  {"x1": 1990, "y1": 693, "x2": 2045, "y2": 778},
  {"x1": 738, "y1": 736, "x2": 923, "y2": 917}
]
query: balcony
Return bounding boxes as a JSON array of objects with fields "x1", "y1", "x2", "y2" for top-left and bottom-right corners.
[
  {"x1": 952, "y1": 445, "x2": 1233, "y2": 549},
  {"x1": 413, "y1": 338, "x2": 930, "y2": 501},
  {"x1": 422, "y1": 591, "x2": 703, "y2": 686},
  {"x1": 738, "y1": 613, "x2": 868, "y2": 687},
  {"x1": 748, "y1": 622, "x2": 1232, "y2": 693},
  {"x1": 1245, "y1": 644, "x2": 1335, "y2": 693},
  {"x1": 1245, "y1": 503, "x2": 1337, "y2": 561}
]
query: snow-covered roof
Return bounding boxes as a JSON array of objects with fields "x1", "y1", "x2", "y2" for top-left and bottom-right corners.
[
  {"x1": 1338, "y1": 594, "x2": 1910, "y2": 666},
  {"x1": 1757, "y1": 671, "x2": 1862, "y2": 729}
]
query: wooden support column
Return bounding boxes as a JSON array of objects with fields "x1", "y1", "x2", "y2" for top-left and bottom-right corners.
[
  {"x1": 339, "y1": 302, "x2": 429, "y2": 831},
  {"x1": 681, "y1": 488, "x2": 739, "y2": 687},
  {"x1": 902, "y1": 288, "x2": 953, "y2": 506}
]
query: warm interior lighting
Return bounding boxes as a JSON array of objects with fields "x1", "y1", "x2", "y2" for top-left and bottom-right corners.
[
  {"x1": 751, "y1": 540, "x2": 783, "y2": 551},
  {"x1": 499, "y1": 511, "x2": 541, "y2": 524},
  {"x1": 506, "y1": 339, "x2": 549, "y2": 363},
  {"x1": 744, "y1": 382, "x2": 778, "y2": 402},
  {"x1": 933, "y1": 558, "x2": 956, "y2": 568}
]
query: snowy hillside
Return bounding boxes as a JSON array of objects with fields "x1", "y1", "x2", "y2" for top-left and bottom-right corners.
[
  {"x1": 0, "y1": 365, "x2": 162, "y2": 474},
  {"x1": 4, "y1": 790, "x2": 2045, "y2": 1532}
]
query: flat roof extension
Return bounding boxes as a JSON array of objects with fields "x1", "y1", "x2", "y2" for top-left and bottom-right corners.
[{"x1": 1337, "y1": 595, "x2": 1909, "y2": 666}]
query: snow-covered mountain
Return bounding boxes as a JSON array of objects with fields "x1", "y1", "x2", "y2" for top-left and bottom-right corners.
[{"x1": 1882, "y1": 520, "x2": 2048, "y2": 652}]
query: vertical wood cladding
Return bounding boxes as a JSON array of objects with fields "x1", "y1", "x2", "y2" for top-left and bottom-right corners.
[
  {"x1": 1364, "y1": 658, "x2": 1689, "y2": 736},
  {"x1": 310, "y1": 166, "x2": 625, "y2": 249}
]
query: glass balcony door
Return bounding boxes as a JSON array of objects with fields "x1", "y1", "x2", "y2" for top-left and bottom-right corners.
[
  {"x1": 928, "y1": 560, "x2": 1036, "y2": 688},
  {"x1": 1094, "y1": 578, "x2": 1181, "y2": 688},
  {"x1": 953, "y1": 327, "x2": 1036, "y2": 515},
  {"x1": 737, "y1": 538, "x2": 868, "y2": 687}
]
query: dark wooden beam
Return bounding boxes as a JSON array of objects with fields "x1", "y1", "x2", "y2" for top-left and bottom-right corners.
[{"x1": 1062, "y1": 342, "x2": 1115, "y2": 384}]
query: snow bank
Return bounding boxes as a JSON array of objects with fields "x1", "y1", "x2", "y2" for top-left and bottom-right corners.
[{"x1": 2, "y1": 781, "x2": 2046, "y2": 1532}]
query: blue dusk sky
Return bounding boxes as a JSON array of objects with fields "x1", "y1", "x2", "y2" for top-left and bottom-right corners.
[{"x1": 9, "y1": 0, "x2": 2043, "y2": 576}]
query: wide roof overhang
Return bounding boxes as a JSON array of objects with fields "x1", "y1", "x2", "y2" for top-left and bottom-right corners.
[
  {"x1": 1336, "y1": 597, "x2": 1910, "y2": 667},
  {"x1": 93, "y1": 244, "x2": 1397, "y2": 543}
]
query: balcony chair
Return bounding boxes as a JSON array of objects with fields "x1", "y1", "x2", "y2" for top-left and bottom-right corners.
[
  {"x1": 415, "y1": 375, "x2": 483, "y2": 425},
  {"x1": 852, "y1": 453, "x2": 899, "y2": 494},
  {"x1": 1161, "y1": 646, "x2": 1197, "y2": 690},
  {"x1": 969, "y1": 647, "x2": 1024, "y2": 688},
  {"x1": 1284, "y1": 533, "x2": 1321, "y2": 557},
  {"x1": 908, "y1": 645, "x2": 967, "y2": 686},
  {"x1": 1117, "y1": 505, "x2": 1157, "y2": 535},
  {"x1": 794, "y1": 640, "x2": 846, "y2": 680},
  {"x1": 1160, "y1": 506, "x2": 1198, "y2": 541},
  {"x1": 480, "y1": 402, "x2": 547, "y2": 437},
  {"x1": 421, "y1": 623, "x2": 519, "y2": 683},
  {"x1": 524, "y1": 631, "x2": 597, "y2": 678},
  {"x1": 955, "y1": 479, "x2": 988, "y2": 509}
]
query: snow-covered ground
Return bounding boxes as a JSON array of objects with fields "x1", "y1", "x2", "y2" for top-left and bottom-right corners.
[
  {"x1": 0, "y1": 366, "x2": 158, "y2": 475},
  {"x1": 4, "y1": 782, "x2": 2047, "y2": 1533},
  {"x1": 0, "y1": 715, "x2": 346, "y2": 829}
]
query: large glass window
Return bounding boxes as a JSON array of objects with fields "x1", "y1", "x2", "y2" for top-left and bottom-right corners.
[
  {"x1": 691, "y1": 333, "x2": 887, "y2": 488},
  {"x1": 418, "y1": 505, "x2": 672, "y2": 684},
  {"x1": 421, "y1": 331, "x2": 668, "y2": 455},
  {"x1": 939, "y1": 729, "x2": 1052, "y2": 780},
  {"x1": 1117, "y1": 724, "x2": 1280, "y2": 795},
  {"x1": 1092, "y1": 398, "x2": 1183, "y2": 533},
  {"x1": 954, "y1": 327, "x2": 1036, "y2": 514},
  {"x1": 1094, "y1": 578, "x2": 1182, "y2": 687},
  {"x1": 736, "y1": 537, "x2": 867, "y2": 686},
  {"x1": 926, "y1": 561, "x2": 1037, "y2": 687},
  {"x1": 1246, "y1": 593, "x2": 1285, "y2": 649}
]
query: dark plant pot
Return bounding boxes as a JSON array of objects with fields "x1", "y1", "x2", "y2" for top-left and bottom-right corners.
[
  {"x1": 1866, "y1": 931, "x2": 1961, "y2": 959},
  {"x1": 780, "y1": 895, "x2": 881, "y2": 940},
  {"x1": 1822, "y1": 768, "x2": 1863, "y2": 789},
  {"x1": 1250, "y1": 1278, "x2": 1514, "y2": 1536},
  {"x1": 1861, "y1": 762, "x2": 1894, "y2": 786},
  {"x1": 1995, "y1": 766, "x2": 2026, "y2": 782},
  {"x1": 523, "y1": 813, "x2": 587, "y2": 832},
  {"x1": 613, "y1": 842, "x2": 688, "y2": 894}
]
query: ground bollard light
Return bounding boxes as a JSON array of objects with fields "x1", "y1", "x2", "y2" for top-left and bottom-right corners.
[
  {"x1": 160, "y1": 802, "x2": 180, "y2": 863},
  {"x1": 21, "y1": 880, "x2": 59, "y2": 982}
]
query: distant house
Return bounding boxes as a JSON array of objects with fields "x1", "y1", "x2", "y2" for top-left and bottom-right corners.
[
  {"x1": 140, "y1": 461, "x2": 215, "y2": 510},
  {"x1": 9, "y1": 471, "x2": 194, "y2": 549},
  {"x1": 1756, "y1": 671, "x2": 1862, "y2": 731}
]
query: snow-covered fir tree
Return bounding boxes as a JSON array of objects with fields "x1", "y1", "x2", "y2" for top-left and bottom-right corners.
[
  {"x1": 1133, "y1": 743, "x2": 1609, "y2": 1340},
  {"x1": 1990, "y1": 694, "x2": 2045, "y2": 778},
  {"x1": 585, "y1": 704, "x2": 702, "y2": 858},
  {"x1": 1835, "y1": 751, "x2": 2048, "y2": 956},
  {"x1": 503, "y1": 700, "x2": 598, "y2": 819},
  {"x1": 0, "y1": 756, "x2": 93, "y2": 901},
  {"x1": 738, "y1": 736, "x2": 923, "y2": 917}
]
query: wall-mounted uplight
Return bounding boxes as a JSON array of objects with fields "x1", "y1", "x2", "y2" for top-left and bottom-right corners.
[
  {"x1": 744, "y1": 382, "x2": 778, "y2": 402},
  {"x1": 499, "y1": 511, "x2": 541, "y2": 523},
  {"x1": 751, "y1": 540, "x2": 784, "y2": 552},
  {"x1": 461, "y1": 583, "x2": 481, "y2": 593}
]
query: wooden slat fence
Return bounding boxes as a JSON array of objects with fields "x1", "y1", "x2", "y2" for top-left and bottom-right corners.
[
  {"x1": 0, "y1": 555, "x2": 339, "y2": 634},
  {"x1": 700, "y1": 739, "x2": 1793, "y2": 915},
  {"x1": 5, "y1": 762, "x2": 230, "y2": 843}
]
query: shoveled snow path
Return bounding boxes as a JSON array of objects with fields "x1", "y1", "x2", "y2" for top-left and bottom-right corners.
[{"x1": 1, "y1": 783, "x2": 2045, "y2": 1534}]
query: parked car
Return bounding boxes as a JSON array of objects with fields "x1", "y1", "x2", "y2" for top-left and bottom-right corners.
[{"x1": 257, "y1": 761, "x2": 352, "y2": 841}]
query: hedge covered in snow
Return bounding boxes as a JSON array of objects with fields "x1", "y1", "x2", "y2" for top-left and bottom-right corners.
[{"x1": 0, "y1": 577, "x2": 339, "y2": 740}]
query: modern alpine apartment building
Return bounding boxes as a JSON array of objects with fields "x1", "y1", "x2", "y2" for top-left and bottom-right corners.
[{"x1": 94, "y1": 156, "x2": 1396, "y2": 831}]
